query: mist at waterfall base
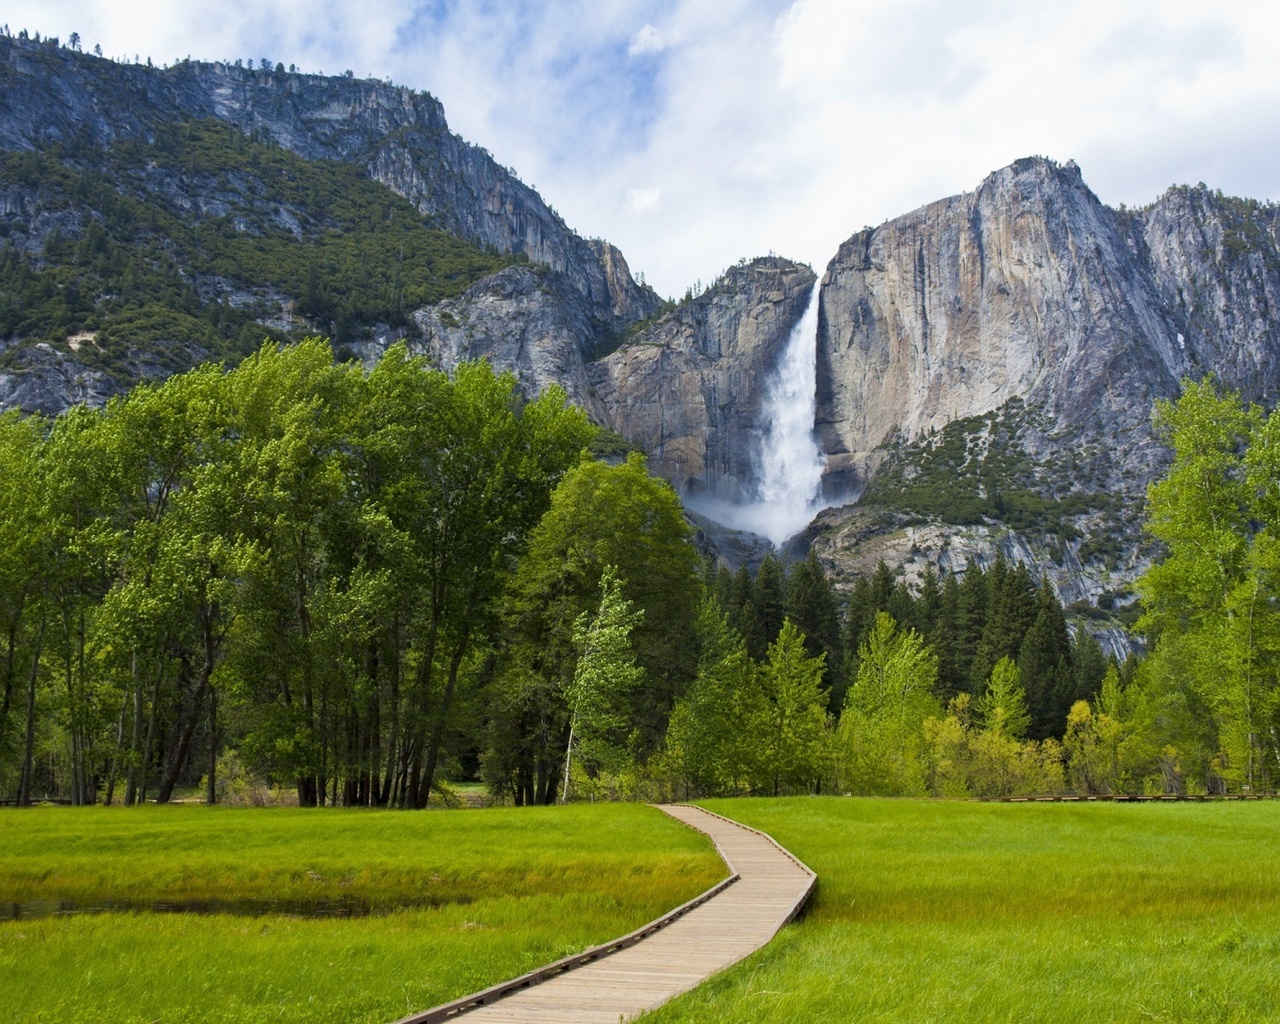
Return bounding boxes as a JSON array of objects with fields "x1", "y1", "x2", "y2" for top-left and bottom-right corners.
[{"x1": 686, "y1": 283, "x2": 832, "y2": 548}]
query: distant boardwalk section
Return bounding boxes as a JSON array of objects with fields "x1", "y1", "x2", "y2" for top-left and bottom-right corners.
[{"x1": 396, "y1": 804, "x2": 816, "y2": 1023}]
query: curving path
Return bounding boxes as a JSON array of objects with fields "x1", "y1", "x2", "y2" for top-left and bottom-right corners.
[{"x1": 395, "y1": 804, "x2": 816, "y2": 1024}]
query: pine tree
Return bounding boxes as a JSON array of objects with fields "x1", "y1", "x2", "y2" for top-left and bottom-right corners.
[
  {"x1": 978, "y1": 656, "x2": 1031, "y2": 739},
  {"x1": 971, "y1": 553, "x2": 1037, "y2": 690},
  {"x1": 956, "y1": 561, "x2": 988, "y2": 692},
  {"x1": 760, "y1": 619, "x2": 829, "y2": 796},
  {"x1": 916, "y1": 564, "x2": 942, "y2": 638},
  {"x1": 932, "y1": 570, "x2": 964, "y2": 700},
  {"x1": 785, "y1": 549, "x2": 841, "y2": 702},
  {"x1": 1019, "y1": 578, "x2": 1075, "y2": 739},
  {"x1": 753, "y1": 553, "x2": 786, "y2": 650}
]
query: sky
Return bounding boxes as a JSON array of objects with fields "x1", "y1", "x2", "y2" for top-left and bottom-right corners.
[{"x1": 9, "y1": 0, "x2": 1280, "y2": 299}]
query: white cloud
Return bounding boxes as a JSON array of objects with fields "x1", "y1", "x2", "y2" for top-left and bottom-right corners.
[
  {"x1": 626, "y1": 187, "x2": 662, "y2": 213},
  {"x1": 9, "y1": 0, "x2": 1280, "y2": 299},
  {"x1": 628, "y1": 23, "x2": 676, "y2": 56}
]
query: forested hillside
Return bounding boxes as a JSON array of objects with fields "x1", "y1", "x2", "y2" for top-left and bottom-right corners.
[{"x1": 0, "y1": 119, "x2": 512, "y2": 406}]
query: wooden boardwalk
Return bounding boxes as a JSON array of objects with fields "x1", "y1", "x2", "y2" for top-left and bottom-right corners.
[{"x1": 396, "y1": 804, "x2": 816, "y2": 1024}]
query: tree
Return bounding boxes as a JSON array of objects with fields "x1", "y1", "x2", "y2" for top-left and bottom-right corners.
[
  {"x1": 1136, "y1": 378, "x2": 1280, "y2": 792},
  {"x1": 750, "y1": 553, "x2": 785, "y2": 658},
  {"x1": 759, "y1": 619, "x2": 829, "y2": 796},
  {"x1": 1017, "y1": 578, "x2": 1074, "y2": 739},
  {"x1": 785, "y1": 549, "x2": 840, "y2": 701},
  {"x1": 977, "y1": 656, "x2": 1031, "y2": 739},
  {"x1": 562, "y1": 568, "x2": 644, "y2": 800},
  {"x1": 838, "y1": 612, "x2": 939, "y2": 795},
  {"x1": 0, "y1": 412, "x2": 49, "y2": 804},
  {"x1": 495, "y1": 452, "x2": 700, "y2": 804},
  {"x1": 664, "y1": 600, "x2": 767, "y2": 797}
]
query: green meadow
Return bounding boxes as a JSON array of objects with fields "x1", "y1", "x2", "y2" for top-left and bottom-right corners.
[
  {"x1": 644, "y1": 798, "x2": 1280, "y2": 1023},
  {"x1": 6, "y1": 800, "x2": 1278, "y2": 1024},
  {"x1": 0, "y1": 804, "x2": 724, "y2": 1024}
]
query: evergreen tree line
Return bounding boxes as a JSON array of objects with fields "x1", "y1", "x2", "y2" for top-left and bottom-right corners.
[
  {"x1": 663, "y1": 551, "x2": 1114, "y2": 800},
  {"x1": 708, "y1": 550, "x2": 1107, "y2": 735}
]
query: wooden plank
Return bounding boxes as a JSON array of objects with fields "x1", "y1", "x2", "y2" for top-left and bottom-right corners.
[{"x1": 394, "y1": 804, "x2": 816, "y2": 1024}]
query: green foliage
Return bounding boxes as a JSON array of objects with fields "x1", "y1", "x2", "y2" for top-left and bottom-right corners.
[
  {"x1": 564, "y1": 567, "x2": 645, "y2": 786},
  {"x1": 837, "y1": 612, "x2": 939, "y2": 795},
  {"x1": 0, "y1": 120, "x2": 510, "y2": 381},
  {"x1": 977, "y1": 657, "x2": 1031, "y2": 739},
  {"x1": 0, "y1": 342, "x2": 602, "y2": 807},
  {"x1": 489, "y1": 453, "x2": 702, "y2": 804},
  {"x1": 1136, "y1": 377, "x2": 1280, "y2": 792},
  {"x1": 758, "y1": 619, "x2": 830, "y2": 796},
  {"x1": 859, "y1": 402, "x2": 1109, "y2": 536},
  {"x1": 663, "y1": 601, "x2": 767, "y2": 797},
  {"x1": 924, "y1": 693, "x2": 1065, "y2": 798}
]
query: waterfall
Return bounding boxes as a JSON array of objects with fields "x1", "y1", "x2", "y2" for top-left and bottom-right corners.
[{"x1": 692, "y1": 281, "x2": 828, "y2": 547}]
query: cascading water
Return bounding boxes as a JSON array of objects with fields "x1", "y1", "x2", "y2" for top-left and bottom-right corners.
[{"x1": 692, "y1": 281, "x2": 829, "y2": 547}]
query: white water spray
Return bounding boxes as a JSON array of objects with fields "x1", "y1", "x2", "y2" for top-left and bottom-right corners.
[{"x1": 691, "y1": 282, "x2": 829, "y2": 546}]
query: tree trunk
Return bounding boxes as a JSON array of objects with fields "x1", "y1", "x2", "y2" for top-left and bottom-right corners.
[
  {"x1": 125, "y1": 650, "x2": 144, "y2": 805},
  {"x1": 416, "y1": 638, "x2": 470, "y2": 808},
  {"x1": 17, "y1": 616, "x2": 45, "y2": 806},
  {"x1": 104, "y1": 690, "x2": 128, "y2": 806},
  {"x1": 205, "y1": 686, "x2": 217, "y2": 804},
  {"x1": 157, "y1": 607, "x2": 218, "y2": 803},
  {"x1": 139, "y1": 663, "x2": 163, "y2": 803}
]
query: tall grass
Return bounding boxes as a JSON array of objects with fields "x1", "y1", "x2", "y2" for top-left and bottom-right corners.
[
  {"x1": 0, "y1": 804, "x2": 723, "y2": 1024},
  {"x1": 643, "y1": 798, "x2": 1280, "y2": 1023}
]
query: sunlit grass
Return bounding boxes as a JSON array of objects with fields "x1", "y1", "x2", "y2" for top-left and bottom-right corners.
[
  {"x1": 642, "y1": 798, "x2": 1280, "y2": 1023},
  {"x1": 0, "y1": 804, "x2": 724, "y2": 1024}
]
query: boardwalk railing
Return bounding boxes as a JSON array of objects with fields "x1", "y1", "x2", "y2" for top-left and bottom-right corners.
[
  {"x1": 675, "y1": 803, "x2": 817, "y2": 930},
  {"x1": 391, "y1": 861, "x2": 739, "y2": 1024}
]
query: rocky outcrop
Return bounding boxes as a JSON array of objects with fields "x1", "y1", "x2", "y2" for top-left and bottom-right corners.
[
  {"x1": 816, "y1": 158, "x2": 1188, "y2": 498},
  {"x1": 405, "y1": 263, "x2": 607, "y2": 417},
  {"x1": 1139, "y1": 186, "x2": 1280, "y2": 404},
  {"x1": 588, "y1": 259, "x2": 815, "y2": 498},
  {"x1": 801, "y1": 505, "x2": 1145, "y2": 658},
  {"x1": 0, "y1": 35, "x2": 661, "y2": 331}
]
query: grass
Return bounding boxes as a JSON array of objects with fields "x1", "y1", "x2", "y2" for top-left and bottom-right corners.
[
  {"x1": 642, "y1": 798, "x2": 1280, "y2": 1023},
  {"x1": 0, "y1": 803, "x2": 724, "y2": 1024}
]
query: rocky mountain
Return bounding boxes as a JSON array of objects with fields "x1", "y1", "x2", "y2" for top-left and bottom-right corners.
[
  {"x1": 7, "y1": 33, "x2": 1280, "y2": 635},
  {"x1": 0, "y1": 34, "x2": 662, "y2": 414},
  {"x1": 816, "y1": 158, "x2": 1280, "y2": 499},
  {"x1": 0, "y1": 35, "x2": 657, "y2": 327},
  {"x1": 805, "y1": 157, "x2": 1280, "y2": 638},
  {"x1": 588, "y1": 259, "x2": 815, "y2": 497}
]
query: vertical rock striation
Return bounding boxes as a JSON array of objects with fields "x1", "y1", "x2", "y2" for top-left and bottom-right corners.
[
  {"x1": 816, "y1": 158, "x2": 1187, "y2": 496},
  {"x1": 589, "y1": 259, "x2": 816, "y2": 497}
]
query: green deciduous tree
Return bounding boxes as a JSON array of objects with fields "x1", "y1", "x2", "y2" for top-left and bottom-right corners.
[
  {"x1": 838, "y1": 612, "x2": 939, "y2": 795},
  {"x1": 562, "y1": 567, "x2": 644, "y2": 800},
  {"x1": 759, "y1": 618, "x2": 830, "y2": 796}
]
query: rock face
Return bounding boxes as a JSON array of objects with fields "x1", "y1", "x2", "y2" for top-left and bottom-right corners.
[
  {"x1": 406, "y1": 263, "x2": 609, "y2": 418},
  {"x1": 0, "y1": 36, "x2": 661, "y2": 332},
  {"x1": 588, "y1": 259, "x2": 815, "y2": 497},
  {"x1": 816, "y1": 158, "x2": 1186, "y2": 497}
]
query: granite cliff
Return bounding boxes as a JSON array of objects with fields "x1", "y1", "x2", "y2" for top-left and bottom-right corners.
[
  {"x1": 805, "y1": 158, "x2": 1280, "y2": 637},
  {"x1": 816, "y1": 158, "x2": 1280, "y2": 500},
  {"x1": 9, "y1": 35, "x2": 1280, "y2": 625}
]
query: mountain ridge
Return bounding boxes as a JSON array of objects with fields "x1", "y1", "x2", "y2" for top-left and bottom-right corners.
[{"x1": 7, "y1": 34, "x2": 1280, "y2": 631}]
